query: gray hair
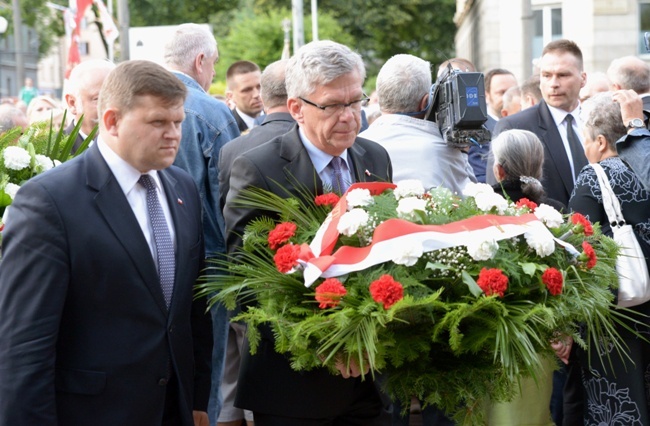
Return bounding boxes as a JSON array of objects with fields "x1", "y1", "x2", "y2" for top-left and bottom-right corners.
[
  {"x1": 164, "y1": 23, "x2": 217, "y2": 75},
  {"x1": 607, "y1": 56, "x2": 650, "y2": 94},
  {"x1": 285, "y1": 40, "x2": 365, "y2": 98},
  {"x1": 65, "y1": 59, "x2": 116, "y2": 98},
  {"x1": 376, "y1": 54, "x2": 431, "y2": 114},
  {"x1": 580, "y1": 91, "x2": 626, "y2": 151},
  {"x1": 260, "y1": 59, "x2": 288, "y2": 109},
  {"x1": 0, "y1": 105, "x2": 27, "y2": 133},
  {"x1": 492, "y1": 129, "x2": 545, "y2": 200},
  {"x1": 501, "y1": 85, "x2": 521, "y2": 111}
]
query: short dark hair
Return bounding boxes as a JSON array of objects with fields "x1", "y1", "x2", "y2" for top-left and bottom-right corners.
[
  {"x1": 226, "y1": 60, "x2": 261, "y2": 87},
  {"x1": 542, "y1": 39, "x2": 583, "y2": 70},
  {"x1": 99, "y1": 60, "x2": 187, "y2": 116},
  {"x1": 484, "y1": 68, "x2": 515, "y2": 93}
]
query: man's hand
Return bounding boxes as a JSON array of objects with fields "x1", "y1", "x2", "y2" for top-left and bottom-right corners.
[
  {"x1": 550, "y1": 335, "x2": 573, "y2": 365},
  {"x1": 193, "y1": 410, "x2": 209, "y2": 426},
  {"x1": 333, "y1": 356, "x2": 370, "y2": 379},
  {"x1": 612, "y1": 89, "x2": 644, "y2": 132}
]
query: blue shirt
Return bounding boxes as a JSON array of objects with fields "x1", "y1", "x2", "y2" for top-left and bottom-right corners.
[{"x1": 172, "y1": 71, "x2": 241, "y2": 258}]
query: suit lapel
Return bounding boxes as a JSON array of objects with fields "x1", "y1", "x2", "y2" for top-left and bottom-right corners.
[
  {"x1": 85, "y1": 145, "x2": 169, "y2": 314},
  {"x1": 538, "y1": 102, "x2": 574, "y2": 195},
  {"x1": 280, "y1": 128, "x2": 324, "y2": 195}
]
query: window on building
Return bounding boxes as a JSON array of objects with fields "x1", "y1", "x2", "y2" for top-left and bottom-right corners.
[
  {"x1": 532, "y1": 5, "x2": 563, "y2": 59},
  {"x1": 79, "y1": 42, "x2": 90, "y2": 56},
  {"x1": 640, "y1": 2, "x2": 650, "y2": 54}
]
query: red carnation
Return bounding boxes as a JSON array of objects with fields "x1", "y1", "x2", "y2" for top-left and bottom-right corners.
[
  {"x1": 542, "y1": 267, "x2": 564, "y2": 296},
  {"x1": 315, "y1": 278, "x2": 347, "y2": 309},
  {"x1": 315, "y1": 193, "x2": 340, "y2": 207},
  {"x1": 581, "y1": 241, "x2": 597, "y2": 269},
  {"x1": 369, "y1": 275, "x2": 404, "y2": 309},
  {"x1": 571, "y1": 213, "x2": 594, "y2": 236},
  {"x1": 268, "y1": 222, "x2": 297, "y2": 250},
  {"x1": 273, "y1": 244, "x2": 301, "y2": 273},
  {"x1": 515, "y1": 198, "x2": 538, "y2": 211},
  {"x1": 476, "y1": 268, "x2": 509, "y2": 298}
]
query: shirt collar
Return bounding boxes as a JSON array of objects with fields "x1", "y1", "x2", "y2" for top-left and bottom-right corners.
[
  {"x1": 297, "y1": 126, "x2": 350, "y2": 175},
  {"x1": 97, "y1": 138, "x2": 163, "y2": 195},
  {"x1": 547, "y1": 103, "x2": 582, "y2": 127}
]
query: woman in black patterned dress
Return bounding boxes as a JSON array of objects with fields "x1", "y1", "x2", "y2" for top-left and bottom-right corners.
[{"x1": 569, "y1": 91, "x2": 650, "y2": 425}]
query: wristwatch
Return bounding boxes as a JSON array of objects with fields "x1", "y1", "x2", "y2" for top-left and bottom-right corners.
[{"x1": 626, "y1": 118, "x2": 645, "y2": 130}]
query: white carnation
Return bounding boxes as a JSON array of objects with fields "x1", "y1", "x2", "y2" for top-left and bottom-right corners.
[
  {"x1": 34, "y1": 154, "x2": 54, "y2": 173},
  {"x1": 474, "y1": 191, "x2": 508, "y2": 213},
  {"x1": 524, "y1": 230, "x2": 555, "y2": 257},
  {"x1": 3, "y1": 146, "x2": 31, "y2": 171},
  {"x1": 4, "y1": 183, "x2": 20, "y2": 200},
  {"x1": 337, "y1": 208, "x2": 369, "y2": 236},
  {"x1": 466, "y1": 238, "x2": 499, "y2": 261},
  {"x1": 462, "y1": 182, "x2": 494, "y2": 198},
  {"x1": 396, "y1": 197, "x2": 428, "y2": 219},
  {"x1": 393, "y1": 179, "x2": 425, "y2": 199},
  {"x1": 345, "y1": 188, "x2": 374, "y2": 210},
  {"x1": 392, "y1": 242, "x2": 424, "y2": 266},
  {"x1": 534, "y1": 203, "x2": 564, "y2": 228}
]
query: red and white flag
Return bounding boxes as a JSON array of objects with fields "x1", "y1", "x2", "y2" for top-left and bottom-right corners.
[{"x1": 94, "y1": 0, "x2": 119, "y2": 44}]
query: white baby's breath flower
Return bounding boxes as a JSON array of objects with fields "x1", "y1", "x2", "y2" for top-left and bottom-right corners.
[
  {"x1": 466, "y1": 238, "x2": 499, "y2": 261},
  {"x1": 393, "y1": 179, "x2": 425, "y2": 199},
  {"x1": 534, "y1": 203, "x2": 564, "y2": 228},
  {"x1": 53, "y1": 160, "x2": 62, "y2": 167},
  {"x1": 524, "y1": 230, "x2": 555, "y2": 257},
  {"x1": 474, "y1": 192, "x2": 508, "y2": 213},
  {"x1": 3, "y1": 146, "x2": 31, "y2": 171},
  {"x1": 392, "y1": 241, "x2": 424, "y2": 266},
  {"x1": 337, "y1": 208, "x2": 369, "y2": 237},
  {"x1": 345, "y1": 188, "x2": 374, "y2": 210},
  {"x1": 34, "y1": 154, "x2": 54, "y2": 173},
  {"x1": 396, "y1": 196, "x2": 428, "y2": 220},
  {"x1": 462, "y1": 182, "x2": 494, "y2": 198},
  {"x1": 4, "y1": 183, "x2": 20, "y2": 200}
]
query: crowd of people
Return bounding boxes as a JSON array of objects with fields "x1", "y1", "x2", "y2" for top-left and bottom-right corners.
[{"x1": 1, "y1": 25, "x2": 650, "y2": 426}]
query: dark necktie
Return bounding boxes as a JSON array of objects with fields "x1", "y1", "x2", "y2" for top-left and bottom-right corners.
[
  {"x1": 330, "y1": 156, "x2": 349, "y2": 195},
  {"x1": 139, "y1": 174, "x2": 175, "y2": 307},
  {"x1": 565, "y1": 114, "x2": 587, "y2": 178}
]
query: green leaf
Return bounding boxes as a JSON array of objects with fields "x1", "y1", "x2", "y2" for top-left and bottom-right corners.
[
  {"x1": 461, "y1": 270, "x2": 483, "y2": 297},
  {"x1": 520, "y1": 262, "x2": 538, "y2": 277}
]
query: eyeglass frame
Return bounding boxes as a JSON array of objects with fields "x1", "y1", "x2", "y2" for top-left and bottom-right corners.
[{"x1": 298, "y1": 94, "x2": 370, "y2": 115}]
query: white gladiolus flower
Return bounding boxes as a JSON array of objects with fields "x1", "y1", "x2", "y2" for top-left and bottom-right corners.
[
  {"x1": 462, "y1": 182, "x2": 494, "y2": 198},
  {"x1": 337, "y1": 208, "x2": 369, "y2": 236},
  {"x1": 392, "y1": 242, "x2": 424, "y2": 266},
  {"x1": 524, "y1": 230, "x2": 555, "y2": 257},
  {"x1": 534, "y1": 204, "x2": 564, "y2": 228},
  {"x1": 474, "y1": 192, "x2": 508, "y2": 213},
  {"x1": 396, "y1": 197, "x2": 428, "y2": 219},
  {"x1": 3, "y1": 146, "x2": 31, "y2": 171},
  {"x1": 394, "y1": 179, "x2": 425, "y2": 199},
  {"x1": 466, "y1": 238, "x2": 499, "y2": 261},
  {"x1": 4, "y1": 183, "x2": 20, "y2": 200},
  {"x1": 346, "y1": 188, "x2": 374, "y2": 210},
  {"x1": 34, "y1": 154, "x2": 54, "y2": 173}
]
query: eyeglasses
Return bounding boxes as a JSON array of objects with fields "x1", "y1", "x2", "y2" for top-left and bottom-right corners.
[{"x1": 299, "y1": 94, "x2": 369, "y2": 116}]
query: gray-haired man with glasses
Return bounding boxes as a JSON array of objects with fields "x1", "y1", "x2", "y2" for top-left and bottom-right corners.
[{"x1": 223, "y1": 40, "x2": 392, "y2": 425}]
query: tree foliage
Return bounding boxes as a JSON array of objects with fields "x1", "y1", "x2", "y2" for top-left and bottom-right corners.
[
  {"x1": 254, "y1": 0, "x2": 457, "y2": 76},
  {"x1": 213, "y1": 8, "x2": 354, "y2": 80},
  {"x1": 128, "y1": 0, "x2": 237, "y2": 28},
  {"x1": 0, "y1": 0, "x2": 67, "y2": 57}
]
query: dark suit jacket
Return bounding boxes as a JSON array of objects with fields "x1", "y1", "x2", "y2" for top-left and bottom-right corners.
[
  {"x1": 218, "y1": 112, "x2": 295, "y2": 210},
  {"x1": 64, "y1": 121, "x2": 87, "y2": 154},
  {"x1": 223, "y1": 126, "x2": 392, "y2": 418},
  {"x1": 0, "y1": 144, "x2": 212, "y2": 426},
  {"x1": 493, "y1": 100, "x2": 586, "y2": 206},
  {"x1": 231, "y1": 108, "x2": 250, "y2": 133}
]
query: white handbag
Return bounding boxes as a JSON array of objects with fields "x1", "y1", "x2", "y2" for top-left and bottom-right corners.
[{"x1": 591, "y1": 163, "x2": 650, "y2": 307}]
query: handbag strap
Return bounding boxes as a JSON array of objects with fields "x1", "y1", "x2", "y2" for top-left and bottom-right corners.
[{"x1": 590, "y1": 162, "x2": 626, "y2": 226}]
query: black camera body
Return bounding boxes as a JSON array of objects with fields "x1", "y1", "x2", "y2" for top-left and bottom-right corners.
[{"x1": 427, "y1": 70, "x2": 492, "y2": 148}]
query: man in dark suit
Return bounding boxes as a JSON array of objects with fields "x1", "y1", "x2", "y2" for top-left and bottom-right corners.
[
  {"x1": 64, "y1": 59, "x2": 115, "y2": 153},
  {"x1": 223, "y1": 40, "x2": 392, "y2": 425},
  {"x1": 226, "y1": 60, "x2": 263, "y2": 134},
  {"x1": 0, "y1": 60, "x2": 213, "y2": 426},
  {"x1": 494, "y1": 39, "x2": 588, "y2": 208}
]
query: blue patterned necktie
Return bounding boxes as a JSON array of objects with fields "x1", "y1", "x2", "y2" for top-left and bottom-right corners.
[
  {"x1": 330, "y1": 156, "x2": 349, "y2": 195},
  {"x1": 139, "y1": 174, "x2": 175, "y2": 307}
]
